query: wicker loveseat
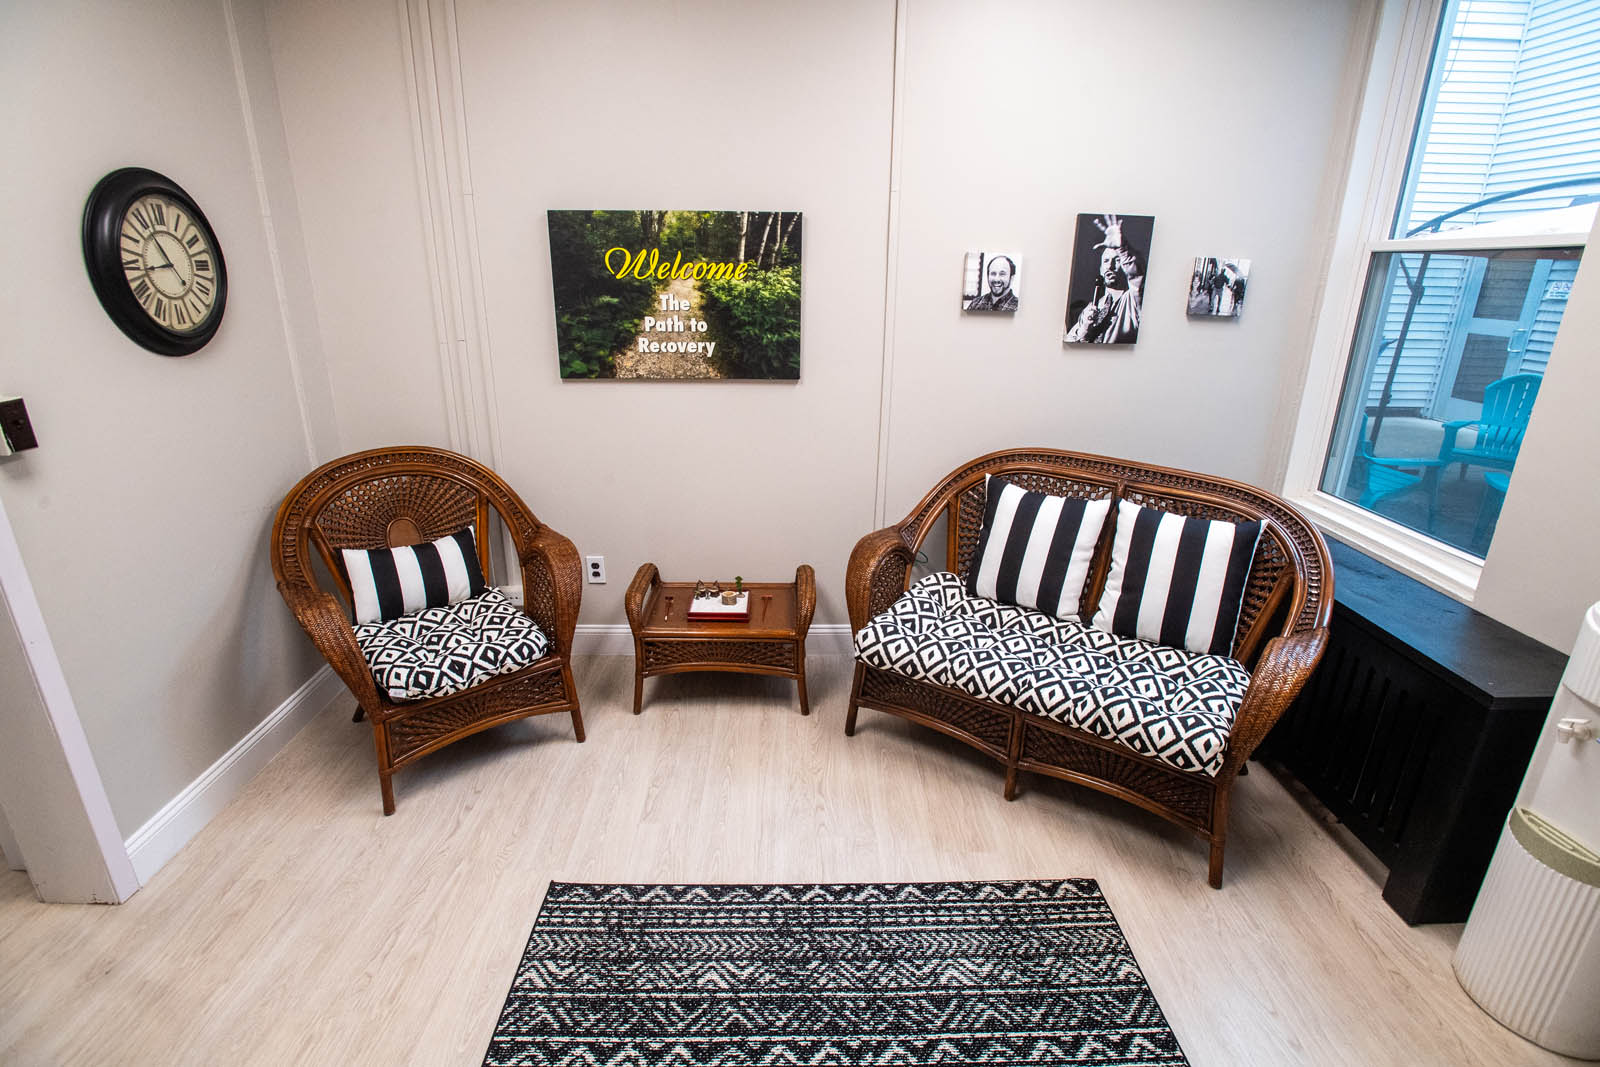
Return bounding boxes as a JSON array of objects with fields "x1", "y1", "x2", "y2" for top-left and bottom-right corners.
[{"x1": 844, "y1": 448, "x2": 1332, "y2": 887}]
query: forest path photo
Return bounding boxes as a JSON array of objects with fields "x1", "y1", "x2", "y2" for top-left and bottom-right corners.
[{"x1": 613, "y1": 274, "x2": 722, "y2": 380}]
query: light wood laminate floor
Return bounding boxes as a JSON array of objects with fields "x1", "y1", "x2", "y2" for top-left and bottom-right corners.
[{"x1": 0, "y1": 655, "x2": 1574, "y2": 1065}]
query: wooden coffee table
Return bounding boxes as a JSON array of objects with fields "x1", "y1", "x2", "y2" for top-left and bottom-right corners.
[{"x1": 624, "y1": 563, "x2": 815, "y2": 716}]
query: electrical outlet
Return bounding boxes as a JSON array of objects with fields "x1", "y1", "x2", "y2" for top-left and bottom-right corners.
[
  {"x1": 586, "y1": 556, "x2": 606, "y2": 584},
  {"x1": 497, "y1": 584, "x2": 525, "y2": 607}
]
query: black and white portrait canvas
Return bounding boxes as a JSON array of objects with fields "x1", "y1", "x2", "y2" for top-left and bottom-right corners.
[
  {"x1": 962, "y1": 251, "x2": 1021, "y2": 312},
  {"x1": 1063, "y1": 212, "x2": 1154, "y2": 344},
  {"x1": 1187, "y1": 257, "x2": 1250, "y2": 318}
]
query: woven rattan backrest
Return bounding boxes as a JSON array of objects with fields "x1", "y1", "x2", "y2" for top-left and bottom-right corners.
[
  {"x1": 272, "y1": 446, "x2": 534, "y2": 613},
  {"x1": 899, "y1": 449, "x2": 1331, "y2": 664}
]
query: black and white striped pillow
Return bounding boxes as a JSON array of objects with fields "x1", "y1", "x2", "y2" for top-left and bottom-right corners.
[
  {"x1": 1091, "y1": 500, "x2": 1262, "y2": 656},
  {"x1": 342, "y1": 527, "x2": 488, "y2": 623},
  {"x1": 966, "y1": 476, "x2": 1111, "y2": 619}
]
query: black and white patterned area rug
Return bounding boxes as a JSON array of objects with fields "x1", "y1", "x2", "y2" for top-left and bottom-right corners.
[{"x1": 483, "y1": 879, "x2": 1187, "y2": 1066}]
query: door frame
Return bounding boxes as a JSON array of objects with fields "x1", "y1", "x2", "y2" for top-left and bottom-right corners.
[
  {"x1": 0, "y1": 489, "x2": 138, "y2": 903},
  {"x1": 1431, "y1": 255, "x2": 1552, "y2": 421}
]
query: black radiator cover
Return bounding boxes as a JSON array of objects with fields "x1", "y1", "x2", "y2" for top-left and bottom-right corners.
[{"x1": 1264, "y1": 539, "x2": 1568, "y2": 924}]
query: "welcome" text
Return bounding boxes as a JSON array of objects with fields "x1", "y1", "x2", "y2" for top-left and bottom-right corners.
[{"x1": 604, "y1": 247, "x2": 751, "y2": 282}]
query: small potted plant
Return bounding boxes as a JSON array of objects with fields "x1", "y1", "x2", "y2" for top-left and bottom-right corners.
[{"x1": 722, "y1": 576, "x2": 743, "y2": 604}]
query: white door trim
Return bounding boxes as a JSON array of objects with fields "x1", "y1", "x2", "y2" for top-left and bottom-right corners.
[
  {"x1": 0, "y1": 805, "x2": 25, "y2": 871},
  {"x1": 0, "y1": 490, "x2": 139, "y2": 902}
]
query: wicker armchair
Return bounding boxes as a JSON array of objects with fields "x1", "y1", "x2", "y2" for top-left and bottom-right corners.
[
  {"x1": 271, "y1": 446, "x2": 584, "y2": 814},
  {"x1": 844, "y1": 448, "x2": 1332, "y2": 887}
]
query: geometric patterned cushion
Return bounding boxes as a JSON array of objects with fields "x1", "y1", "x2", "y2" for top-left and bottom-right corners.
[
  {"x1": 352, "y1": 588, "x2": 549, "y2": 703},
  {"x1": 854, "y1": 571, "x2": 1249, "y2": 776}
]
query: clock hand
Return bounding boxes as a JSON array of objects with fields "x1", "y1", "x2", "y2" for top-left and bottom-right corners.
[{"x1": 151, "y1": 233, "x2": 185, "y2": 275}]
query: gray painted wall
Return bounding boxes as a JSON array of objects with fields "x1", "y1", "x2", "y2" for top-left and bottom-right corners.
[
  {"x1": 0, "y1": 0, "x2": 336, "y2": 837},
  {"x1": 265, "y1": 0, "x2": 1373, "y2": 629}
]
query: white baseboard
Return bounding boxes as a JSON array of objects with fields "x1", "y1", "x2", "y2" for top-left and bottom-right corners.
[
  {"x1": 123, "y1": 666, "x2": 346, "y2": 885},
  {"x1": 572, "y1": 623, "x2": 854, "y2": 656},
  {"x1": 805, "y1": 624, "x2": 854, "y2": 654},
  {"x1": 572, "y1": 624, "x2": 634, "y2": 655}
]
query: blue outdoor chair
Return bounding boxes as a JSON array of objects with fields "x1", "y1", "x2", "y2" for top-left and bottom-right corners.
[{"x1": 1438, "y1": 373, "x2": 1541, "y2": 478}]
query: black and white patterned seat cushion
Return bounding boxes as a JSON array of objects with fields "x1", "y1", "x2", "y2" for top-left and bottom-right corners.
[
  {"x1": 352, "y1": 588, "x2": 550, "y2": 703},
  {"x1": 854, "y1": 571, "x2": 1249, "y2": 776}
]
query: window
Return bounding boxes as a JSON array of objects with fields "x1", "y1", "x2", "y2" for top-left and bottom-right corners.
[{"x1": 1303, "y1": 0, "x2": 1599, "y2": 581}]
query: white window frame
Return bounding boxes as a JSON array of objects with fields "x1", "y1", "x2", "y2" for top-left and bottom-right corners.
[{"x1": 1281, "y1": 0, "x2": 1591, "y2": 602}]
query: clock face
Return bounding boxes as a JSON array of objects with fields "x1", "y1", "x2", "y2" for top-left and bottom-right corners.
[
  {"x1": 119, "y1": 193, "x2": 220, "y2": 334},
  {"x1": 83, "y1": 167, "x2": 228, "y2": 356}
]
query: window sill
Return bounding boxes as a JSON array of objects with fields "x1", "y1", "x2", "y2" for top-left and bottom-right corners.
[{"x1": 1288, "y1": 491, "x2": 1482, "y2": 604}]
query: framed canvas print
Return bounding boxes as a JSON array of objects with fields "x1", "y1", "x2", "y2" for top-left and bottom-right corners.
[
  {"x1": 1063, "y1": 212, "x2": 1154, "y2": 345},
  {"x1": 547, "y1": 210, "x2": 802, "y2": 380},
  {"x1": 1187, "y1": 257, "x2": 1251, "y2": 318},
  {"x1": 962, "y1": 251, "x2": 1021, "y2": 312}
]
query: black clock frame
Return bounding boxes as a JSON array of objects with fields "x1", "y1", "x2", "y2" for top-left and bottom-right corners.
[{"x1": 82, "y1": 167, "x2": 228, "y2": 357}]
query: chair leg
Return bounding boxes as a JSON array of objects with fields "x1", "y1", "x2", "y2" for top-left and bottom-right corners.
[
  {"x1": 1423, "y1": 467, "x2": 1442, "y2": 527},
  {"x1": 352, "y1": 706, "x2": 366, "y2": 723},
  {"x1": 562, "y1": 664, "x2": 585, "y2": 742},
  {"x1": 1003, "y1": 717, "x2": 1023, "y2": 800},
  {"x1": 372, "y1": 722, "x2": 396, "y2": 815},
  {"x1": 1208, "y1": 784, "x2": 1232, "y2": 889},
  {"x1": 844, "y1": 663, "x2": 865, "y2": 736}
]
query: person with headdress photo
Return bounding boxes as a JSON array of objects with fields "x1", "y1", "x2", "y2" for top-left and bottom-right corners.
[{"x1": 1065, "y1": 213, "x2": 1145, "y2": 344}]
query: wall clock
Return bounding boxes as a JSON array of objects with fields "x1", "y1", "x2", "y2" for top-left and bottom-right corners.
[{"x1": 82, "y1": 167, "x2": 228, "y2": 356}]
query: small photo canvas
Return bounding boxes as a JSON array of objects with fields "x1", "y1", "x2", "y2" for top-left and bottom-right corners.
[
  {"x1": 1187, "y1": 257, "x2": 1250, "y2": 318},
  {"x1": 962, "y1": 251, "x2": 1021, "y2": 312}
]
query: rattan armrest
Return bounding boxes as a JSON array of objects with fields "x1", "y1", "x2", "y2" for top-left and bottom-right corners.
[
  {"x1": 277, "y1": 582, "x2": 381, "y2": 709},
  {"x1": 1221, "y1": 628, "x2": 1329, "y2": 775},
  {"x1": 624, "y1": 562, "x2": 659, "y2": 633},
  {"x1": 518, "y1": 523, "x2": 581, "y2": 657},
  {"x1": 794, "y1": 564, "x2": 817, "y2": 639},
  {"x1": 845, "y1": 526, "x2": 916, "y2": 631}
]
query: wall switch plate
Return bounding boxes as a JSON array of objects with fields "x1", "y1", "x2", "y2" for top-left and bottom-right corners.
[
  {"x1": 586, "y1": 556, "x2": 606, "y2": 584},
  {"x1": 0, "y1": 397, "x2": 35, "y2": 454}
]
